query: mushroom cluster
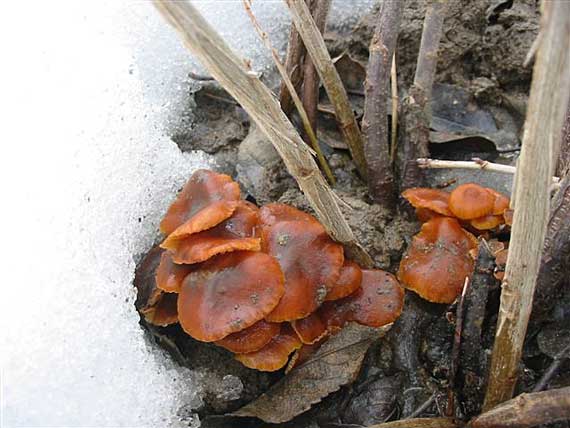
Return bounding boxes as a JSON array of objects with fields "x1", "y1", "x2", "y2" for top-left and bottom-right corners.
[
  {"x1": 398, "y1": 183, "x2": 511, "y2": 304},
  {"x1": 138, "y1": 170, "x2": 405, "y2": 371}
]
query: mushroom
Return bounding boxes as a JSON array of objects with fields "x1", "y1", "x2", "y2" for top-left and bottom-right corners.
[
  {"x1": 402, "y1": 188, "x2": 453, "y2": 219},
  {"x1": 216, "y1": 319, "x2": 281, "y2": 354},
  {"x1": 325, "y1": 260, "x2": 362, "y2": 301},
  {"x1": 234, "y1": 325, "x2": 302, "y2": 371},
  {"x1": 133, "y1": 246, "x2": 179, "y2": 326},
  {"x1": 291, "y1": 312, "x2": 328, "y2": 345},
  {"x1": 470, "y1": 214, "x2": 503, "y2": 231},
  {"x1": 177, "y1": 251, "x2": 285, "y2": 342},
  {"x1": 448, "y1": 183, "x2": 495, "y2": 220},
  {"x1": 259, "y1": 203, "x2": 317, "y2": 226},
  {"x1": 261, "y1": 219, "x2": 344, "y2": 322},
  {"x1": 398, "y1": 217, "x2": 478, "y2": 303},
  {"x1": 320, "y1": 269, "x2": 405, "y2": 328},
  {"x1": 160, "y1": 170, "x2": 240, "y2": 246},
  {"x1": 156, "y1": 251, "x2": 193, "y2": 293},
  {"x1": 164, "y1": 201, "x2": 261, "y2": 264}
]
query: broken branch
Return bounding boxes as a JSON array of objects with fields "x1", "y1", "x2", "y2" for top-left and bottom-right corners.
[
  {"x1": 483, "y1": 0, "x2": 570, "y2": 410},
  {"x1": 473, "y1": 387, "x2": 570, "y2": 428},
  {"x1": 361, "y1": 0, "x2": 402, "y2": 206},
  {"x1": 285, "y1": 0, "x2": 367, "y2": 177},
  {"x1": 152, "y1": 0, "x2": 372, "y2": 266}
]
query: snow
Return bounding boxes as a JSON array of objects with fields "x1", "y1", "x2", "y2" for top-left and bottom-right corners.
[{"x1": 0, "y1": 0, "x2": 374, "y2": 426}]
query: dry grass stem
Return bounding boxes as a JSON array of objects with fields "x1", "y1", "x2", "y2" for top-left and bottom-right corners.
[
  {"x1": 390, "y1": 53, "x2": 399, "y2": 164},
  {"x1": 285, "y1": 0, "x2": 367, "y2": 177},
  {"x1": 152, "y1": 0, "x2": 372, "y2": 267},
  {"x1": 242, "y1": 0, "x2": 335, "y2": 185},
  {"x1": 483, "y1": 0, "x2": 570, "y2": 410}
]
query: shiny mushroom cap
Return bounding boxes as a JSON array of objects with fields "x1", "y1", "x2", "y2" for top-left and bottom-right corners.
[
  {"x1": 160, "y1": 170, "x2": 240, "y2": 243},
  {"x1": 177, "y1": 251, "x2": 285, "y2": 342},
  {"x1": 234, "y1": 325, "x2": 302, "y2": 371},
  {"x1": 325, "y1": 260, "x2": 362, "y2": 301},
  {"x1": 164, "y1": 201, "x2": 261, "y2": 264},
  {"x1": 448, "y1": 183, "x2": 495, "y2": 220},
  {"x1": 262, "y1": 219, "x2": 344, "y2": 322},
  {"x1": 402, "y1": 188, "x2": 453, "y2": 217},
  {"x1": 320, "y1": 269, "x2": 405, "y2": 328},
  {"x1": 156, "y1": 251, "x2": 193, "y2": 293},
  {"x1": 398, "y1": 217, "x2": 478, "y2": 303},
  {"x1": 216, "y1": 319, "x2": 281, "y2": 354},
  {"x1": 291, "y1": 312, "x2": 328, "y2": 345}
]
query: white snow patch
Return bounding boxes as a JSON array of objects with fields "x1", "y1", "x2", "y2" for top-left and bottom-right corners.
[{"x1": 0, "y1": 0, "x2": 374, "y2": 426}]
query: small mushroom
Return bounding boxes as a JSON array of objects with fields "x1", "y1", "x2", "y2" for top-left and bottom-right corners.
[
  {"x1": 164, "y1": 201, "x2": 261, "y2": 264},
  {"x1": 398, "y1": 217, "x2": 478, "y2": 303},
  {"x1": 134, "y1": 246, "x2": 179, "y2": 326},
  {"x1": 262, "y1": 219, "x2": 344, "y2": 322},
  {"x1": 320, "y1": 269, "x2": 405, "y2": 328},
  {"x1": 448, "y1": 183, "x2": 495, "y2": 220},
  {"x1": 291, "y1": 312, "x2": 328, "y2": 345},
  {"x1": 156, "y1": 251, "x2": 193, "y2": 293},
  {"x1": 470, "y1": 214, "x2": 503, "y2": 231},
  {"x1": 177, "y1": 251, "x2": 285, "y2": 342},
  {"x1": 234, "y1": 325, "x2": 302, "y2": 371},
  {"x1": 402, "y1": 188, "x2": 453, "y2": 217},
  {"x1": 160, "y1": 170, "x2": 240, "y2": 245},
  {"x1": 216, "y1": 319, "x2": 281, "y2": 354},
  {"x1": 325, "y1": 260, "x2": 363, "y2": 301},
  {"x1": 487, "y1": 188, "x2": 510, "y2": 215},
  {"x1": 259, "y1": 203, "x2": 317, "y2": 226}
]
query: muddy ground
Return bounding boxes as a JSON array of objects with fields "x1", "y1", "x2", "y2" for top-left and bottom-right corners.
[{"x1": 138, "y1": 1, "x2": 570, "y2": 427}]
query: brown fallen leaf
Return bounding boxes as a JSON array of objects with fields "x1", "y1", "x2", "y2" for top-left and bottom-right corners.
[{"x1": 232, "y1": 322, "x2": 391, "y2": 423}]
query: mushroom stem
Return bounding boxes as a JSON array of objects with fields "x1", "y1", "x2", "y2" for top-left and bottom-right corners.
[
  {"x1": 417, "y1": 158, "x2": 561, "y2": 190},
  {"x1": 483, "y1": 0, "x2": 570, "y2": 411}
]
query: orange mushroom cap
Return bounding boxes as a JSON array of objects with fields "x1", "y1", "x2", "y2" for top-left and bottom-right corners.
[
  {"x1": 164, "y1": 201, "x2": 261, "y2": 264},
  {"x1": 291, "y1": 312, "x2": 328, "y2": 345},
  {"x1": 259, "y1": 203, "x2": 317, "y2": 226},
  {"x1": 486, "y1": 188, "x2": 510, "y2": 215},
  {"x1": 398, "y1": 217, "x2": 478, "y2": 303},
  {"x1": 177, "y1": 251, "x2": 285, "y2": 342},
  {"x1": 216, "y1": 319, "x2": 281, "y2": 354},
  {"x1": 402, "y1": 188, "x2": 453, "y2": 217},
  {"x1": 160, "y1": 169, "x2": 240, "y2": 242},
  {"x1": 156, "y1": 251, "x2": 193, "y2": 293},
  {"x1": 448, "y1": 183, "x2": 495, "y2": 220},
  {"x1": 261, "y1": 220, "x2": 344, "y2": 322},
  {"x1": 470, "y1": 214, "x2": 503, "y2": 231},
  {"x1": 140, "y1": 292, "x2": 179, "y2": 327},
  {"x1": 235, "y1": 325, "x2": 302, "y2": 371},
  {"x1": 325, "y1": 260, "x2": 362, "y2": 301},
  {"x1": 320, "y1": 269, "x2": 405, "y2": 328},
  {"x1": 134, "y1": 246, "x2": 180, "y2": 326}
]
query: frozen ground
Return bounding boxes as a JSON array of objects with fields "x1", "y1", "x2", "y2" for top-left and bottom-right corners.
[{"x1": 0, "y1": 1, "x2": 373, "y2": 426}]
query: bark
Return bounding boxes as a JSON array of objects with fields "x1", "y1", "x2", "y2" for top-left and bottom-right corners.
[{"x1": 361, "y1": 0, "x2": 402, "y2": 206}]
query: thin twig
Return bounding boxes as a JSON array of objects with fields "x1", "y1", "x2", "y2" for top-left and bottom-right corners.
[
  {"x1": 152, "y1": 0, "x2": 372, "y2": 267},
  {"x1": 483, "y1": 0, "x2": 570, "y2": 410},
  {"x1": 407, "y1": 392, "x2": 437, "y2": 419},
  {"x1": 279, "y1": 2, "x2": 308, "y2": 115},
  {"x1": 417, "y1": 158, "x2": 561, "y2": 189},
  {"x1": 532, "y1": 343, "x2": 570, "y2": 392},
  {"x1": 447, "y1": 277, "x2": 469, "y2": 417},
  {"x1": 188, "y1": 70, "x2": 214, "y2": 81},
  {"x1": 390, "y1": 53, "x2": 399, "y2": 164},
  {"x1": 285, "y1": 0, "x2": 368, "y2": 178},
  {"x1": 473, "y1": 386, "x2": 570, "y2": 428},
  {"x1": 243, "y1": 0, "x2": 335, "y2": 184},
  {"x1": 400, "y1": 0, "x2": 446, "y2": 190},
  {"x1": 361, "y1": 0, "x2": 402, "y2": 206}
]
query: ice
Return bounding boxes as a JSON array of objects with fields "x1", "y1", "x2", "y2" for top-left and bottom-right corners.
[{"x1": 1, "y1": 0, "x2": 374, "y2": 426}]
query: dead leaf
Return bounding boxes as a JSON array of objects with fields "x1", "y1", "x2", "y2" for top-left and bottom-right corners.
[{"x1": 232, "y1": 323, "x2": 391, "y2": 423}]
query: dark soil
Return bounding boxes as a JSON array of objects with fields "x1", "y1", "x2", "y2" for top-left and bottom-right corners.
[{"x1": 136, "y1": 2, "x2": 570, "y2": 427}]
